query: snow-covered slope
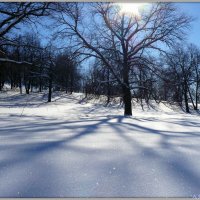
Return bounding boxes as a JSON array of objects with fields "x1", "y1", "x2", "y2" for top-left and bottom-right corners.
[{"x1": 0, "y1": 91, "x2": 200, "y2": 197}]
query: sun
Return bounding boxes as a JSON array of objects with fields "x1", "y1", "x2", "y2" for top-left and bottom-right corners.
[{"x1": 117, "y1": 3, "x2": 148, "y2": 16}]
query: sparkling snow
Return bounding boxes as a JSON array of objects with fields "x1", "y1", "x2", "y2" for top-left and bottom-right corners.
[{"x1": 0, "y1": 91, "x2": 200, "y2": 197}]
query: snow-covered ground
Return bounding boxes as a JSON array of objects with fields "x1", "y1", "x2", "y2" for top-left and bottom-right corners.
[{"x1": 0, "y1": 91, "x2": 200, "y2": 197}]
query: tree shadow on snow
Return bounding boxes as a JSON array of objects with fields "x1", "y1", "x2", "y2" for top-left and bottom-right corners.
[{"x1": 0, "y1": 108, "x2": 200, "y2": 196}]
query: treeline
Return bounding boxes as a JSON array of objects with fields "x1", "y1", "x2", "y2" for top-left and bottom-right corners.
[
  {"x1": 0, "y1": 34, "x2": 82, "y2": 102},
  {"x1": 84, "y1": 44, "x2": 200, "y2": 113},
  {"x1": 0, "y1": 2, "x2": 200, "y2": 115}
]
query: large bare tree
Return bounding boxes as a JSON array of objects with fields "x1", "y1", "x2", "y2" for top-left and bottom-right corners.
[{"x1": 53, "y1": 2, "x2": 191, "y2": 116}]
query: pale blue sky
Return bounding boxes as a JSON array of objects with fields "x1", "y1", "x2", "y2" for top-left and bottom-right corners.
[
  {"x1": 19, "y1": 3, "x2": 200, "y2": 48},
  {"x1": 177, "y1": 3, "x2": 200, "y2": 47}
]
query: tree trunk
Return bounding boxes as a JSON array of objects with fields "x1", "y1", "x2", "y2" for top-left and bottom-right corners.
[
  {"x1": 107, "y1": 68, "x2": 110, "y2": 104},
  {"x1": 19, "y1": 76, "x2": 22, "y2": 94},
  {"x1": 187, "y1": 84, "x2": 196, "y2": 110},
  {"x1": 26, "y1": 88, "x2": 29, "y2": 94},
  {"x1": 39, "y1": 79, "x2": 42, "y2": 92},
  {"x1": 183, "y1": 80, "x2": 189, "y2": 113},
  {"x1": 195, "y1": 77, "x2": 199, "y2": 110},
  {"x1": 11, "y1": 79, "x2": 13, "y2": 89},
  {"x1": 39, "y1": 65, "x2": 42, "y2": 92},
  {"x1": 65, "y1": 79, "x2": 68, "y2": 93},
  {"x1": 0, "y1": 75, "x2": 2, "y2": 91},
  {"x1": 70, "y1": 72, "x2": 74, "y2": 94},
  {"x1": 25, "y1": 81, "x2": 30, "y2": 94},
  {"x1": 122, "y1": 62, "x2": 132, "y2": 116},
  {"x1": 31, "y1": 83, "x2": 33, "y2": 92},
  {"x1": 122, "y1": 84, "x2": 132, "y2": 116},
  {"x1": 164, "y1": 84, "x2": 167, "y2": 101},
  {"x1": 48, "y1": 77, "x2": 52, "y2": 102},
  {"x1": 85, "y1": 85, "x2": 88, "y2": 98}
]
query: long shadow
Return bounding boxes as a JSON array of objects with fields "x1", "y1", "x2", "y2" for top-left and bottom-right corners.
[
  {"x1": 1, "y1": 93, "x2": 200, "y2": 196},
  {"x1": 110, "y1": 116, "x2": 200, "y2": 195},
  {"x1": 0, "y1": 115, "x2": 113, "y2": 168}
]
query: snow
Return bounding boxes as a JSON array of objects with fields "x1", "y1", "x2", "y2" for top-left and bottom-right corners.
[
  {"x1": 0, "y1": 91, "x2": 200, "y2": 197},
  {"x1": 0, "y1": 58, "x2": 33, "y2": 66}
]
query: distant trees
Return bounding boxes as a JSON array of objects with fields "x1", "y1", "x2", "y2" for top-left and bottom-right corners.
[
  {"x1": 55, "y1": 52, "x2": 81, "y2": 94},
  {"x1": 0, "y1": 2, "x2": 82, "y2": 100},
  {"x1": 161, "y1": 44, "x2": 200, "y2": 112},
  {"x1": 81, "y1": 59, "x2": 121, "y2": 102},
  {"x1": 0, "y1": 34, "x2": 44, "y2": 93},
  {"x1": 0, "y1": 2, "x2": 52, "y2": 92},
  {"x1": 0, "y1": 34, "x2": 82, "y2": 101},
  {"x1": 0, "y1": 2, "x2": 52, "y2": 62}
]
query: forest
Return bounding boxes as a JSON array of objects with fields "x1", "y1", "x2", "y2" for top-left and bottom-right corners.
[{"x1": 1, "y1": 2, "x2": 199, "y2": 116}]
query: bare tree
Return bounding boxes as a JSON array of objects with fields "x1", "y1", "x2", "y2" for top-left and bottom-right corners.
[
  {"x1": 53, "y1": 2, "x2": 191, "y2": 115},
  {"x1": 0, "y1": 2, "x2": 51, "y2": 38},
  {"x1": 54, "y1": 52, "x2": 80, "y2": 94},
  {"x1": 163, "y1": 44, "x2": 200, "y2": 112},
  {"x1": 187, "y1": 44, "x2": 200, "y2": 110},
  {"x1": 0, "y1": 2, "x2": 52, "y2": 66}
]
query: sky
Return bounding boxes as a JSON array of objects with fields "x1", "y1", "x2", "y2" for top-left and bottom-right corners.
[
  {"x1": 176, "y1": 3, "x2": 200, "y2": 47},
  {"x1": 19, "y1": 2, "x2": 200, "y2": 48},
  {"x1": 12, "y1": 2, "x2": 200, "y2": 73}
]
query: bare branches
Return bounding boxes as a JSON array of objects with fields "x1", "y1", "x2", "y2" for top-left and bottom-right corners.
[
  {"x1": 0, "y1": 58, "x2": 33, "y2": 66},
  {"x1": 0, "y1": 3, "x2": 51, "y2": 38}
]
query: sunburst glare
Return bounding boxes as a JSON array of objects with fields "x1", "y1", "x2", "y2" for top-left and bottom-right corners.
[{"x1": 116, "y1": 3, "x2": 149, "y2": 17}]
